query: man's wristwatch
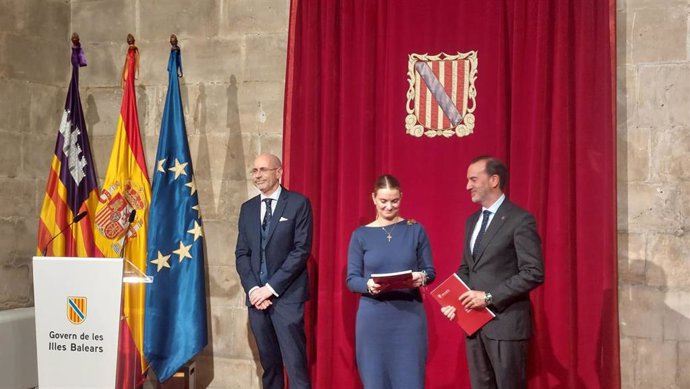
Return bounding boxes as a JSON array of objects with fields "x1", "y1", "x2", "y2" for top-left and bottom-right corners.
[{"x1": 484, "y1": 292, "x2": 494, "y2": 306}]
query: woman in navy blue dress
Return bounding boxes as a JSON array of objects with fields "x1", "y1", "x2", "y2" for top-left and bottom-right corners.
[{"x1": 347, "y1": 175, "x2": 436, "y2": 389}]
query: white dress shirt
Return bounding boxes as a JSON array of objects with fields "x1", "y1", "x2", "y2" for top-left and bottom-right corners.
[
  {"x1": 249, "y1": 186, "x2": 282, "y2": 298},
  {"x1": 470, "y1": 194, "x2": 505, "y2": 254}
]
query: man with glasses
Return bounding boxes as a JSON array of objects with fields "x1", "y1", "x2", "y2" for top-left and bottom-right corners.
[{"x1": 235, "y1": 153, "x2": 313, "y2": 389}]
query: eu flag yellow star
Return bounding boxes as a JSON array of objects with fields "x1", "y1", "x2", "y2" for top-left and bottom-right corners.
[
  {"x1": 173, "y1": 241, "x2": 193, "y2": 262},
  {"x1": 187, "y1": 221, "x2": 203, "y2": 241},
  {"x1": 150, "y1": 250, "x2": 171, "y2": 272},
  {"x1": 168, "y1": 158, "x2": 188, "y2": 180}
]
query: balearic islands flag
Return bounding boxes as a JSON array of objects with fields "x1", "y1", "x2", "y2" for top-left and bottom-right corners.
[
  {"x1": 93, "y1": 41, "x2": 150, "y2": 387},
  {"x1": 144, "y1": 43, "x2": 208, "y2": 382},
  {"x1": 37, "y1": 42, "x2": 100, "y2": 258}
]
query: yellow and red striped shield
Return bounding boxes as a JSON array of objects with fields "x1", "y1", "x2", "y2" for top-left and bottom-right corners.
[
  {"x1": 67, "y1": 296, "x2": 88, "y2": 325},
  {"x1": 405, "y1": 51, "x2": 478, "y2": 138}
]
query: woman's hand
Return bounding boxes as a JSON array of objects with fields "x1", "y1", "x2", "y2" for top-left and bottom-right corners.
[
  {"x1": 441, "y1": 305, "x2": 457, "y2": 320},
  {"x1": 409, "y1": 271, "x2": 427, "y2": 287},
  {"x1": 366, "y1": 279, "x2": 382, "y2": 295}
]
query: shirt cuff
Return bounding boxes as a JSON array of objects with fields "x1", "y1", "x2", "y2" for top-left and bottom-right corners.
[
  {"x1": 265, "y1": 283, "x2": 279, "y2": 297},
  {"x1": 248, "y1": 286, "x2": 260, "y2": 297}
]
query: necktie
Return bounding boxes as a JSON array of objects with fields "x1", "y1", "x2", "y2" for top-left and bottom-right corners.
[
  {"x1": 259, "y1": 198, "x2": 273, "y2": 284},
  {"x1": 262, "y1": 198, "x2": 273, "y2": 231},
  {"x1": 472, "y1": 210, "x2": 492, "y2": 256}
]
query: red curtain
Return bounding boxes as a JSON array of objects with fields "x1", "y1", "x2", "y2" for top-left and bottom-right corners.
[{"x1": 283, "y1": 1, "x2": 618, "y2": 389}]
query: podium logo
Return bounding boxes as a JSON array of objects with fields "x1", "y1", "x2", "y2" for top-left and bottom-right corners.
[{"x1": 67, "y1": 296, "x2": 88, "y2": 325}]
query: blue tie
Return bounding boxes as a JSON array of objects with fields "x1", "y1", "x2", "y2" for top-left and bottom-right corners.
[
  {"x1": 259, "y1": 198, "x2": 272, "y2": 284},
  {"x1": 262, "y1": 198, "x2": 273, "y2": 231},
  {"x1": 473, "y1": 210, "x2": 492, "y2": 256}
]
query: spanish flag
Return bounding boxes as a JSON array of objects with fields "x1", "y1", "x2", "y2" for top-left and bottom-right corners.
[
  {"x1": 37, "y1": 42, "x2": 100, "y2": 258},
  {"x1": 94, "y1": 39, "x2": 150, "y2": 387}
]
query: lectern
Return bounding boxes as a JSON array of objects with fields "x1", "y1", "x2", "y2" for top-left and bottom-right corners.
[{"x1": 33, "y1": 256, "x2": 151, "y2": 389}]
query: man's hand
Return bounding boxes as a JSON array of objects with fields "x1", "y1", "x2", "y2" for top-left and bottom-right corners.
[
  {"x1": 249, "y1": 286, "x2": 274, "y2": 306},
  {"x1": 254, "y1": 299, "x2": 272, "y2": 310},
  {"x1": 459, "y1": 290, "x2": 487, "y2": 310}
]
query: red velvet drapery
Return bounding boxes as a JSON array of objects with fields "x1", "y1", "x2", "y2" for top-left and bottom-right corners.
[{"x1": 283, "y1": 1, "x2": 618, "y2": 389}]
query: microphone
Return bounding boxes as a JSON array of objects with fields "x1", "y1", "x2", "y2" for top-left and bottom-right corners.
[
  {"x1": 119, "y1": 209, "x2": 152, "y2": 284},
  {"x1": 41, "y1": 211, "x2": 88, "y2": 256},
  {"x1": 118, "y1": 209, "x2": 137, "y2": 258},
  {"x1": 119, "y1": 208, "x2": 151, "y2": 283}
]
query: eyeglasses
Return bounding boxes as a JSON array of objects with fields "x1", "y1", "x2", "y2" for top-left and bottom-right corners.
[{"x1": 249, "y1": 167, "x2": 279, "y2": 176}]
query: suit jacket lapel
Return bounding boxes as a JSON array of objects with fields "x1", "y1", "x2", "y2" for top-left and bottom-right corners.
[
  {"x1": 264, "y1": 187, "x2": 289, "y2": 245},
  {"x1": 248, "y1": 197, "x2": 262, "y2": 249},
  {"x1": 465, "y1": 211, "x2": 480, "y2": 266},
  {"x1": 472, "y1": 200, "x2": 510, "y2": 268}
]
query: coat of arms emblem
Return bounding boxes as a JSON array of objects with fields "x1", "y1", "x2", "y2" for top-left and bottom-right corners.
[
  {"x1": 405, "y1": 51, "x2": 478, "y2": 138},
  {"x1": 67, "y1": 296, "x2": 87, "y2": 325},
  {"x1": 95, "y1": 180, "x2": 146, "y2": 250}
]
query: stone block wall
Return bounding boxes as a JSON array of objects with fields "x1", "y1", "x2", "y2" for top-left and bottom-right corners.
[
  {"x1": 72, "y1": 0, "x2": 289, "y2": 388},
  {"x1": 0, "y1": 0, "x2": 70, "y2": 310},
  {"x1": 0, "y1": 0, "x2": 287, "y2": 387},
  {"x1": 617, "y1": 1, "x2": 690, "y2": 389},
  {"x1": 70, "y1": 1, "x2": 288, "y2": 387},
  {"x1": 1, "y1": 0, "x2": 689, "y2": 388}
]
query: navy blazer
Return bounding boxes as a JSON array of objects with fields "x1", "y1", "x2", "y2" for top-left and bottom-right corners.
[
  {"x1": 235, "y1": 187, "x2": 313, "y2": 305},
  {"x1": 457, "y1": 199, "x2": 544, "y2": 340}
]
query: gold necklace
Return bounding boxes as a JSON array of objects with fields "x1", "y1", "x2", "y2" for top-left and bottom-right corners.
[{"x1": 381, "y1": 222, "x2": 399, "y2": 242}]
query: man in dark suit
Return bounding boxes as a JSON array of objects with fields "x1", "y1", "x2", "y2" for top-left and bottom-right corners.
[
  {"x1": 442, "y1": 156, "x2": 544, "y2": 389},
  {"x1": 235, "y1": 153, "x2": 313, "y2": 389}
]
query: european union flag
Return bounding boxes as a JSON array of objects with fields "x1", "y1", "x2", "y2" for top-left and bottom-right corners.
[{"x1": 144, "y1": 44, "x2": 207, "y2": 382}]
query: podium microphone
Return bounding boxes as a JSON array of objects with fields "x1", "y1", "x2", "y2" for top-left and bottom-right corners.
[
  {"x1": 118, "y1": 209, "x2": 137, "y2": 258},
  {"x1": 118, "y1": 209, "x2": 152, "y2": 284},
  {"x1": 41, "y1": 211, "x2": 88, "y2": 256}
]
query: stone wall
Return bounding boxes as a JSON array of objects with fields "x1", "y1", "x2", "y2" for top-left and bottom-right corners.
[
  {"x1": 1, "y1": 0, "x2": 688, "y2": 388},
  {"x1": 617, "y1": 1, "x2": 690, "y2": 389},
  {"x1": 0, "y1": 0, "x2": 70, "y2": 310},
  {"x1": 71, "y1": 0, "x2": 288, "y2": 387},
  {"x1": 71, "y1": 0, "x2": 289, "y2": 388}
]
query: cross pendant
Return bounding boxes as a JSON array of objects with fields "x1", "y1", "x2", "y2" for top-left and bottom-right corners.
[{"x1": 386, "y1": 234, "x2": 392, "y2": 242}]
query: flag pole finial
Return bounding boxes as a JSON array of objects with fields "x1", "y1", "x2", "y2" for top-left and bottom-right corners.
[
  {"x1": 169, "y1": 34, "x2": 183, "y2": 78},
  {"x1": 170, "y1": 34, "x2": 179, "y2": 50},
  {"x1": 121, "y1": 33, "x2": 140, "y2": 87},
  {"x1": 70, "y1": 33, "x2": 87, "y2": 67},
  {"x1": 71, "y1": 32, "x2": 80, "y2": 48}
]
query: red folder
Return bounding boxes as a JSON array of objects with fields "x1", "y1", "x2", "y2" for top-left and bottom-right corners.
[
  {"x1": 431, "y1": 273, "x2": 495, "y2": 335},
  {"x1": 371, "y1": 270, "x2": 413, "y2": 290}
]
